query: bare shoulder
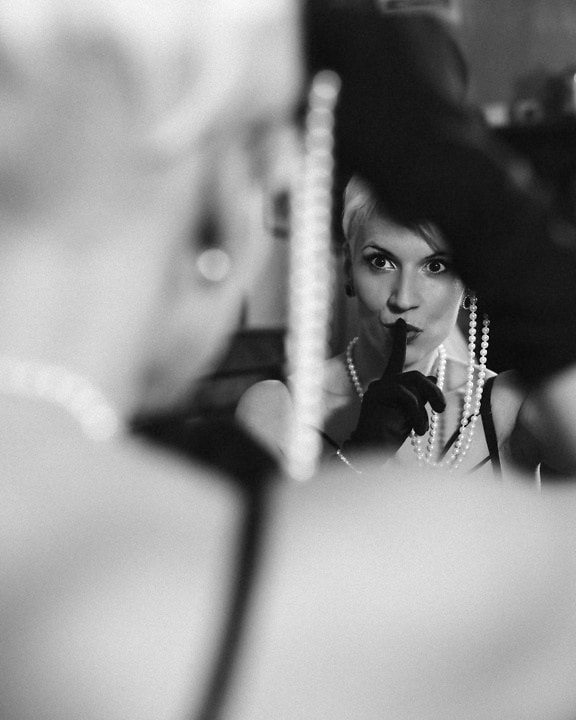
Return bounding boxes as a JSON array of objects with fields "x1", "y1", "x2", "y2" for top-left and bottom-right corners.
[
  {"x1": 236, "y1": 379, "x2": 293, "y2": 457},
  {"x1": 490, "y1": 368, "x2": 525, "y2": 429},
  {"x1": 236, "y1": 379, "x2": 292, "y2": 416},
  {"x1": 236, "y1": 358, "x2": 354, "y2": 455},
  {"x1": 1, "y1": 435, "x2": 240, "y2": 567},
  {"x1": 446, "y1": 361, "x2": 523, "y2": 437},
  {"x1": 491, "y1": 367, "x2": 524, "y2": 397},
  {"x1": 501, "y1": 368, "x2": 576, "y2": 476},
  {"x1": 230, "y1": 464, "x2": 576, "y2": 720},
  {"x1": 0, "y1": 437, "x2": 241, "y2": 720},
  {"x1": 321, "y1": 354, "x2": 350, "y2": 395}
]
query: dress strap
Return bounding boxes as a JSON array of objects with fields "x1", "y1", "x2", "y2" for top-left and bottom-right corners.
[
  {"x1": 318, "y1": 429, "x2": 341, "y2": 452},
  {"x1": 194, "y1": 477, "x2": 271, "y2": 720},
  {"x1": 133, "y1": 416, "x2": 276, "y2": 720},
  {"x1": 479, "y1": 375, "x2": 501, "y2": 477}
]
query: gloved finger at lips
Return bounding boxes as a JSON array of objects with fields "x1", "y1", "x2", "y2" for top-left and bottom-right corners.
[{"x1": 381, "y1": 318, "x2": 407, "y2": 378}]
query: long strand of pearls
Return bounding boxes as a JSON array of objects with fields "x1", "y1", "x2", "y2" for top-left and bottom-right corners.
[
  {"x1": 285, "y1": 70, "x2": 341, "y2": 482},
  {"x1": 345, "y1": 299, "x2": 490, "y2": 470},
  {"x1": 442, "y1": 299, "x2": 490, "y2": 469},
  {"x1": 345, "y1": 336, "x2": 364, "y2": 399},
  {"x1": 410, "y1": 344, "x2": 447, "y2": 464}
]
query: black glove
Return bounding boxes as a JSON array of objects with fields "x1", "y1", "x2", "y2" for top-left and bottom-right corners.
[{"x1": 345, "y1": 319, "x2": 446, "y2": 456}]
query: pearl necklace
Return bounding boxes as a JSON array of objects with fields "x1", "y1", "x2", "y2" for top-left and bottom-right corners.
[
  {"x1": 345, "y1": 336, "x2": 364, "y2": 399},
  {"x1": 345, "y1": 316, "x2": 490, "y2": 469},
  {"x1": 0, "y1": 356, "x2": 122, "y2": 441}
]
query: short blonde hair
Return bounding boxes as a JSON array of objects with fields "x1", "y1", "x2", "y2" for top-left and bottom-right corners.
[
  {"x1": 341, "y1": 175, "x2": 382, "y2": 243},
  {"x1": 342, "y1": 174, "x2": 445, "y2": 251},
  {"x1": 0, "y1": 0, "x2": 299, "y2": 224}
]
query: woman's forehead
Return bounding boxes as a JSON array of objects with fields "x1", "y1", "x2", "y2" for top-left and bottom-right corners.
[{"x1": 356, "y1": 215, "x2": 450, "y2": 254}]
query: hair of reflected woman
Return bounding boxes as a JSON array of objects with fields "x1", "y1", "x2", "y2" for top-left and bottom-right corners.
[{"x1": 342, "y1": 175, "x2": 446, "y2": 254}]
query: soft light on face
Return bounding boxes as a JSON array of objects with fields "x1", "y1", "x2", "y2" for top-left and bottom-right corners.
[{"x1": 349, "y1": 213, "x2": 464, "y2": 372}]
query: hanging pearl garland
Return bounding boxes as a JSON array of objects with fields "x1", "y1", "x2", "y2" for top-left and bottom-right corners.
[
  {"x1": 285, "y1": 70, "x2": 341, "y2": 482},
  {"x1": 345, "y1": 299, "x2": 490, "y2": 470}
]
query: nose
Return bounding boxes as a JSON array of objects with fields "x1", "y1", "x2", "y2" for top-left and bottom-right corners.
[{"x1": 386, "y1": 270, "x2": 420, "y2": 313}]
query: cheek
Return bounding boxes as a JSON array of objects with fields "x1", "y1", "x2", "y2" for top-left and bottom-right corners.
[
  {"x1": 354, "y1": 270, "x2": 388, "y2": 313},
  {"x1": 218, "y1": 129, "x2": 286, "y2": 298},
  {"x1": 238, "y1": 186, "x2": 273, "y2": 291},
  {"x1": 135, "y1": 164, "x2": 271, "y2": 414},
  {"x1": 426, "y1": 283, "x2": 463, "y2": 331}
]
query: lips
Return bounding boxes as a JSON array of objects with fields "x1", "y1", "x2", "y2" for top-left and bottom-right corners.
[
  {"x1": 383, "y1": 321, "x2": 422, "y2": 334},
  {"x1": 383, "y1": 322, "x2": 423, "y2": 343}
]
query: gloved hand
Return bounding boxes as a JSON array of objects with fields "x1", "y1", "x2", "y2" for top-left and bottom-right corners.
[{"x1": 345, "y1": 319, "x2": 446, "y2": 456}]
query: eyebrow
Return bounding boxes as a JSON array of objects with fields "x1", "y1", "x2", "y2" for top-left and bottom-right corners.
[{"x1": 425, "y1": 250, "x2": 452, "y2": 259}]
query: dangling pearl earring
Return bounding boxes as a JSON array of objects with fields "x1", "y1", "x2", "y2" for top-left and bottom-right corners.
[
  {"x1": 196, "y1": 248, "x2": 231, "y2": 284},
  {"x1": 285, "y1": 69, "x2": 341, "y2": 482}
]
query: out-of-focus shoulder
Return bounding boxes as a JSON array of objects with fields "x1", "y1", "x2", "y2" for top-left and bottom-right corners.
[
  {"x1": 235, "y1": 379, "x2": 292, "y2": 459},
  {"x1": 0, "y1": 437, "x2": 242, "y2": 720},
  {"x1": 490, "y1": 369, "x2": 525, "y2": 423}
]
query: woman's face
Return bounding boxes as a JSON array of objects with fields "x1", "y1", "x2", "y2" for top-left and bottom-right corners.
[{"x1": 348, "y1": 212, "x2": 464, "y2": 371}]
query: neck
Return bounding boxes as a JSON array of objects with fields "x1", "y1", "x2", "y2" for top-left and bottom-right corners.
[
  {"x1": 353, "y1": 335, "x2": 388, "y2": 386},
  {"x1": 0, "y1": 241, "x2": 168, "y2": 419},
  {"x1": 403, "y1": 350, "x2": 439, "y2": 377}
]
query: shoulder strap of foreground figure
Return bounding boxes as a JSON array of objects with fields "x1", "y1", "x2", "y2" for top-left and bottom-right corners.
[{"x1": 480, "y1": 374, "x2": 501, "y2": 477}]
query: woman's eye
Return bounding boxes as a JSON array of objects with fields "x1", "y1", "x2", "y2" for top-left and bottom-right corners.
[
  {"x1": 425, "y1": 259, "x2": 448, "y2": 274},
  {"x1": 367, "y1": 254, "x2": 394, "y2": 270}
]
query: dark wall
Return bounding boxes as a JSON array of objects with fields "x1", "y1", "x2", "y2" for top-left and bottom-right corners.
[{"x1": 458, "y1": 0, "x2": 576, "y2": 105}]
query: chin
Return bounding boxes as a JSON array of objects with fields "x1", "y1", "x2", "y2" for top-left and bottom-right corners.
[
  {"x1": 403, "y1": 351, "x2": 420, "y2": 370},
  {"x1": 404, "y1": 342, "x2": 433, "y2": 370},
  {"x1": 132, "y1": 357, "x2": 199, "y2": 418},
  {"x1": 135, "y1": 336, "x2": 233, "y2": 417},
  {"x1": 135, "y1": 380, "x2": 191, "y2": 417}
]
